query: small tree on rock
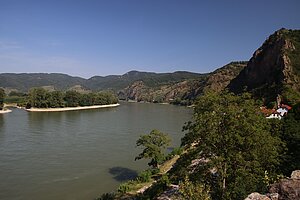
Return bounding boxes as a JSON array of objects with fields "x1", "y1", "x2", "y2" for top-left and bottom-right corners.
[{"x1": 135, "y1": 129, "x2": 171, "y2": 168}]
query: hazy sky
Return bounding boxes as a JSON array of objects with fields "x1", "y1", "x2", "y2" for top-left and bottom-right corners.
[{"x1": 0, "y1": 0, "x2": 300, "y2": 78}]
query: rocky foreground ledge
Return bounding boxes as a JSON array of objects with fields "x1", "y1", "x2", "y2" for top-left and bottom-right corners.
[
  {"x1": 25, "y1": 103, "x2": 120, "y2": 112},
  {"x1": 245, "y1": 170, "x2": 300, "y2": 200}
]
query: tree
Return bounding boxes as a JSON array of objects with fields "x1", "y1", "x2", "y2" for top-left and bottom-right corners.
[
  {"x1": 48, "y1": 91, "x2": 64, "y2": 108},
  {"x1": 280, "y1": 102, "x2": 300, "y2": 175},
  {"x1": 64, "y1": 91, "x2": 80, "y2": 107},
  {"x1": 28, "y1": 88, "x2": 49, "y2": 108},
  {"x1": 0, "y1": 88, "x2": 5, "y2": 110},
  {"x1": 182, "y1": 91, "x2": 283, "y2": 200},
  {"x1": 179, "y1": 176, "x2": 211, "y2": 200},
  {"x1": 135, "y1": 130, "x2": 171, "y2": 168}
]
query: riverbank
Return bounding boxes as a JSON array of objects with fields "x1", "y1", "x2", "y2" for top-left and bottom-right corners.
[
  {"x1": 0, "y1": 109, "x2": 12, "y2": 114},
  {"x1": 25, "y1": 103, "x2": 120, "y2": 112}
]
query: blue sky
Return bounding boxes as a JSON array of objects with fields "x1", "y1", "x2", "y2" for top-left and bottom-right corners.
[{"x1": 0, "y1": 0, "x2": 300, "y2": 78}]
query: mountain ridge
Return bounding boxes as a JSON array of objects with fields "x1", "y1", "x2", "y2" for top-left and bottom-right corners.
[
  {"x1": 229, "y1": 28, "x2": 300, "y2": 104},
  {"x1": 0, "y1": 70, "x2": 204, "y2": 93},
  {"x1": 1, "y1": 28, "x2": 299, "y2": 105}
]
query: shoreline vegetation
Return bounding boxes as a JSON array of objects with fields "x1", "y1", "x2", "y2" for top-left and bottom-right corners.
[{"x1": 25, "y1": 103, "x2": 120, "y2": 112}]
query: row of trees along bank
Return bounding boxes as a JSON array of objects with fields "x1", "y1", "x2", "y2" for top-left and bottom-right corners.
[
  {"x1": 0, "y1": 88, "x2": 4, "y2": 110},
  {"x1": 26, "y1": 88, "x2": 118, "y2": 109}
]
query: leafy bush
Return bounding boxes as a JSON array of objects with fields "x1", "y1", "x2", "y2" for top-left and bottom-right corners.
[
  {"x1": 95, "y1": 192, "x2": 115, "y2": 200},
  {"x1": 118, "y1": 182, "x2": 130, "y2": 194},
  {"x1": 137, "y1": 170, "x2": 152, "y2": 183},
  {"x1": 166, "y1": 147, "x2": 184, "y2": 160},
  {"x1": 179, "y1": 176, "x2": 211, "y2": 200}
]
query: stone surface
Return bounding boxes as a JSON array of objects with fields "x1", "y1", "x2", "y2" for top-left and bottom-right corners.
[
  {"x1": 269, "y1": 179, "x2": 300, "y2": 200},
  {"x1": 245, "y1": 192, "x2": 271, "y2": 200},
  {"x1": 245, "y1": 170, "x2": 300, "y2": 200},
  {"x1": 291, "y1": 170, "x2": 300, "y2": 179}
]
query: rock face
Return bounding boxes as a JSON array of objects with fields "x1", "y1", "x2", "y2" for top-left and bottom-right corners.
[
  {"x1": 229, "y1": 28, "x2": 300, "y2": 103},
  {"x1": 245, "y1": 170, "x2": 300, "y2": 200},
  {"x1": 119, "y1": 62, "x2": 246, "y2": 104},
  {"x1": 269, "y1": 170, "x2": 300, "y2": 200},
  {"x1": 119, "y1": 80, "x2": 201, "y2": 104},
  {"x1": 204, "y1": 61, "x2": 247, "y2": 92},
  {"x1": 244, "y1": 192, "x2": 275, "y2": 200}
]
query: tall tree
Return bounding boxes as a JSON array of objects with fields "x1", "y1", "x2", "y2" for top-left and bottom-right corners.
[
  {"x1": 135, "y1": 129, "x2": 171, "y2": 168},
  {"x1": 182, "y1": 91, "x2": 283, "y2": 200},
  {"x1": 64, "y1": 91, "x2": 80, "y2": 107},
  {"x1": 280, "y1": 103, "x2": 300, "y2": 175},
  {"x1": 48, "y1": 91, "x2": 64, "y2": 108},
  {"x1": 28, "y1": 88, "x2": 49, "y2": 108}
]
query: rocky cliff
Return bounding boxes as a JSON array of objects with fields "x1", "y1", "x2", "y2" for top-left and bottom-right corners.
[
  {"x1": 229, "y1": 29, "x2": 300, "y2": 104},
  {"x1": 245, "y1": 170, "x2": 300, "y2": 200},
  {"x1": 119, "y1": 62, "x2": 246, "y2": 104}
]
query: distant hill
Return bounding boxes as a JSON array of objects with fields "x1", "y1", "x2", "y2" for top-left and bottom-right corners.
[
  {"x1": 87, "y1": 70, "x2": 204, "y2": 91},
  {"x1": 0, "y1": 64, "x2": 248, "y2": 104},
  {"x1": 229, "y1": 28, "x2": 300, "y2": 104},
  {"x1": 0, "y1": 71, "x2": 204, "y2": 94},
  {"x1": 0, "y1": 73, "x2": 86, "y2": 93},
  {"x1": 119, "y1": 61, "x2": 247, "y2": 104}
]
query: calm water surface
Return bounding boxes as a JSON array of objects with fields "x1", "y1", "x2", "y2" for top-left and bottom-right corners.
[{"x1": 0, "y1": 102, "x2": 192, "y2": 200}]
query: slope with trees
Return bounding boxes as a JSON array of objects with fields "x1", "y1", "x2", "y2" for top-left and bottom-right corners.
[{"x1": 177, "y1": 92, "x2": 283, "y2": 199}]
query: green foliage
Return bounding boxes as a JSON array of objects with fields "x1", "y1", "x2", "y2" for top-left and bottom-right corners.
[
  {"x1": 64, "y1": 91, "x2": 80, "y2": 107},
  {"x1": 140, "y1": 174, "x2": 170, "y2": 199},
  {"x1": 181, "y1": 91, "x2": 283, "y2": 200},
  {"x1": 179, "y1": 176, "x2": 211, "y2": 200},
  {"x1": 28, "y1": 88, "x2": 49, "y2": 108},
  {"x1": 0, "y1": 71, "x2": 203, "y2": 93},
  {"x1": 263, "y1": 170, "x2": 285, "y2": 187},
  {"x1": 137, "y1": 170, "x2": 152, "y2": 183},
  {"x1": 135, "y1": 130, "x2": 171, "y2": 168},
  {"x1": 280, "y1": 103, "x2": 300, "y2": 175},
  {"x1": 95, "y1": 192, "x2": 115, "y2": 200},
  {"x1": 48, "y1": 91, "x2": 64, "y2": 108},
  {"x1": 165, "y1": 147, "x2": 184, "y2": 160},
  {"x1": 117, "y1": 182, "x2": 130, "y2": 194},
  {"x1": 26, "y1": 88, "x2": 118, "y2": 108},
  {"x1": 282, "y1": 85, "x2": 300, "y2": 105},
  {"x1": 8, "y1": 91, "x2": 26, "y2": 97},
  {"x1": 4, "y1": 96, "x2": 27, "y2": 104},
  {"x1": 0, "y1": 88, "x2": 5, "y2": 110}
]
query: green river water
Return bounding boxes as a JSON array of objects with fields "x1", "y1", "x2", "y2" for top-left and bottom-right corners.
[{"x1": 0, "y1": 102, "x2": 192, "y2": 200}]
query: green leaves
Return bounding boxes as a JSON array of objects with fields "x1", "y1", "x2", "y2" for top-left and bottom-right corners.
[
  {"x1": 27, "y1": 88, "x2": 118, "y2": 108},
  {"x1": 135, "y1": 130, "x2": 171, "y2": 168},
  {"x1": 181, "y1": 91, "x2": 283, "y2": 199},
  {"x1": 0, "y1": 88, "x2": 5, "y2": 110}
]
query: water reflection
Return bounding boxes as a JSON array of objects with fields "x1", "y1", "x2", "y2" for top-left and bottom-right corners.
[
  {"x1": 0, "y1": 115, "x2": 4, "y2": 137},
  {"x1": 0, "y1": 115, "x2": 3, "y2": 129},
  {"x1": 109, "y1": 166, "x2": 138, "y2": 182}
]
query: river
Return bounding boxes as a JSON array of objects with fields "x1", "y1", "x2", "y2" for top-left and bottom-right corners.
[{"x1": 0, "y1": 102, "x2": 192, "y2": 200}]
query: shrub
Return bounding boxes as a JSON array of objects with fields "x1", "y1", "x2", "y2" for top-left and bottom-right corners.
[
  {"x1": 137, "y1": 170, "x2": 152, "y2": 183},
  {"x1": 118, "y1": 183, "x2": 130, "y2": 194}
]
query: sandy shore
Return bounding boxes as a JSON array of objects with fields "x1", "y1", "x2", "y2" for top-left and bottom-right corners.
[
  {"x1": 0, "y1": 109, "x2": 12, "y2": 114},
  {"x1": 25, "y1": 103, "x2": 120, "y2": 112}
]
